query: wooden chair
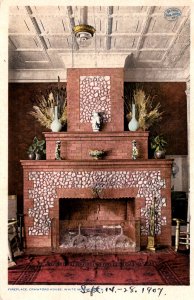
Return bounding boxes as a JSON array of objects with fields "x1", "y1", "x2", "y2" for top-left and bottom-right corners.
[
  {"x1": 173, "y1": 218, "x2": 190, "y2": 252},
  {"x1": 8, "y1": 195, "x2": 24, "y2": 267},
  {"x1": 8, "y1": 220, "x2": 20, "y2": 267}
]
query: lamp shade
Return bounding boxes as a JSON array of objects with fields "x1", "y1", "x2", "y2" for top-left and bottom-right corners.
[{"x1": 73, "y1": 24, "x2": 96, "y2": 47}]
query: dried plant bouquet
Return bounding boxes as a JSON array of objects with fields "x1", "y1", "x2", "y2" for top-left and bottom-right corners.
[
  {"x1": 124, "y1": 88, "x2": 163, "y2": 131},
  {"x1": 30, "y1": 81, "x2": 67, "y2": 129}
]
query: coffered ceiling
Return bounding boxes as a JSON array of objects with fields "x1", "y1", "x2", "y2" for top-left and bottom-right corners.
[{"x1": 8, "y1": 5, "x2": 190, "y2": 82}]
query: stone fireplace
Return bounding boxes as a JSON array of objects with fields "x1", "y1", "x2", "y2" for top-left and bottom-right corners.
[
  {"x1": 21, "y1": 159, "x2": 172, "y2": 252},
  {"x1": 21, "y1": 68, "x2": 173, "y2": 253}
]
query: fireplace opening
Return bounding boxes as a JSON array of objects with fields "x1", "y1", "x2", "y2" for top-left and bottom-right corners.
[{"x1": 59, "y1": 198, "x2": 140, "y2": 253}]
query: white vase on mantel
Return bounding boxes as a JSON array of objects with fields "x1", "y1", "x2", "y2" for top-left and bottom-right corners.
[
  {"x1": 128, "y1": 103, "x2": 139, "y2": 131},
  {"x1": 50, "y1": 106, "x2": 62, "y2": 132}
]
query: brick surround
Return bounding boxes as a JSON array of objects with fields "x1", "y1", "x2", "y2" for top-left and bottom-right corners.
[
  {"x1": 21, "y1": 159, "x2": 172, "y2": 251},
  {"x1": 44, "y1": 131, "x2": 149, "y2": 160},
  {"x1": 21, "y1": 68, "x2": 173, "y2": 253}
]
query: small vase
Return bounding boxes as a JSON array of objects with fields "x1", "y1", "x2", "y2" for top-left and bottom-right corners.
[
  {"x1": 50, "y1": 106, "x2": 62, "y2": 132},
  {"x1": 128, "y1": 103, "x2": 139, "y2": 131},
  {"x1": 154, "y1": 150, "x2": 166, "y2": 159},
  {"x1": 28, "y1": 152, "x2": 35, "y2": 160}
]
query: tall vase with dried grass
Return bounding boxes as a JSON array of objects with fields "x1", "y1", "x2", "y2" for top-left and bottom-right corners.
[
  {"x1": 51, "y1": 105, "x2": 62, "y2": 132},
  {"x1": 124, "y1": 87, "x2": 163, "y2": 131},
  {"x1": 29, "y1": 77, "x2": 67, "y2": 131}
]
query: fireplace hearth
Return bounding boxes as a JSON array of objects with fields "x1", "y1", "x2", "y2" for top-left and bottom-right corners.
[
  {"x1": 58, "y1": 198, "x2": 140, "y2": 253},
  {"x1": 59, "y1": 221, "x2": 139, "y2": 253}
]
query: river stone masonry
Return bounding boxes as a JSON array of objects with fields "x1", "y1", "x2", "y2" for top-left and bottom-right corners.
[
  {"x1": 80, "y1": 76, "x2": 111, "y2": 123},
  {"x1": 28, "y1": 170, "x2": 166, "y2": 236}
]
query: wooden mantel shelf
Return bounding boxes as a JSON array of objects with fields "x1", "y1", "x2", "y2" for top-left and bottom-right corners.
[
  {"x1": 43, "y1": 131, "x2": 149, "y2": 139},
  {"x1": 20, "y1": 159, "x2": 173, "y2": 169}
]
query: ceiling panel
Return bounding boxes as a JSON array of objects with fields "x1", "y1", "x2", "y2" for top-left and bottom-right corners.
[
  {"x1": 9, "y1": 36, "x2": 41, "y2": 49},
  {"x1": 46, "y1": 36, "x2": 71, "y2": 49},
  {"x1": 8, "y1": 5, "x2": 190, "y2": 81},
  {"x1": 179, "y1": 20, "x2": 190, "y2": 35},
  {"x1": 94, "y1": 36, "x2": 105, "y2": 50},
  {"x1": 113, "y1": 36, "x2": 138, "y2": 49},
  {"x1": 30, "y1": 6, "x2": 62, "y2": 15},
  {"x1": 113, "y1": 6, "x2": 148, "y2": 14},
  {"x1": 9, "y1": 6, "x2": 28, "y2": 15},
  {"x1": 87, "y1": 16, "x2": 101, "y2": 31},
  {"x1": 35, "y1": 17, "x2": 68, "y2": 34},
  {"x1": 142, "y1": 35, "x2": 171, "y2": 49},
  {"x1": 169, "y1": 42, "x2": 189, "y2": 56},
  {"x1": 174, "y1": 48, "x2": 190, "y2": 68},
  {"x1": 153, "y1": 6, "x2": 188, "y2": 14},
  {"x1": 9, "y1": 16, "x2": 36, "y2": 34},
  {"x1": 149, "y1": 16, "x2": 183, "y2": 33},
  {"x1": 113, "y1": 17, "x2": 143, "y2": 33},
  {"x1": 87, "y1": 6, "x2": 107, "y2": 14},
  {"x1": 175, "y1": 34, "x2": 190, "y2": 44}
]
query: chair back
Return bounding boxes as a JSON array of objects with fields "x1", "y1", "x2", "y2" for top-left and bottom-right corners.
[{"x1": 8, "y1": 195, "x2": 17, "y2": 220}]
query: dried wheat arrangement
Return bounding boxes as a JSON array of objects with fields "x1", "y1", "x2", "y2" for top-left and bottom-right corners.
[
  {"x1": 29, "y1": 84, "x2": 67, "y2": 129},
  {"x1": 124, "y1": 88, "x2": 163, "y2": 131}
]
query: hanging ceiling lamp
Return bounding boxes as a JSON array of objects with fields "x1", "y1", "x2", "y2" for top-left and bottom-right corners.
[
  {"x1": 73, "y1": 24, "x2": 96, "y2": 47},
  {"x1": 73, "y1": 6, "x2": 96, "y2": 47}
]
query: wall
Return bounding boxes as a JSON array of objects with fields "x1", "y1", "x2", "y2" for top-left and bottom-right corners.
[
  {"x1": 124, "y1": 82, "x2": 187, "y2": 156},
  {"x1": 8, "y1": 83, "x2": 61, "y2": 211},
  {"x1": 8, "y1": 82, "x2": 187, "y2": 202},
  {"x1": 166, "y1": 155, "x2": 188, "y2": 192}
]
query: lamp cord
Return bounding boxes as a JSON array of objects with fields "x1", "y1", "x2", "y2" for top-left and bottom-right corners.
[{"x1": 93, "y1": 7, "x2": 97, "y2": 68}]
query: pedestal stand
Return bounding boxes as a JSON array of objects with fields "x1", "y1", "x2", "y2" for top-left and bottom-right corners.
[{"x1": 146, "y1": 235, "x2": 156, "y2": 252}]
